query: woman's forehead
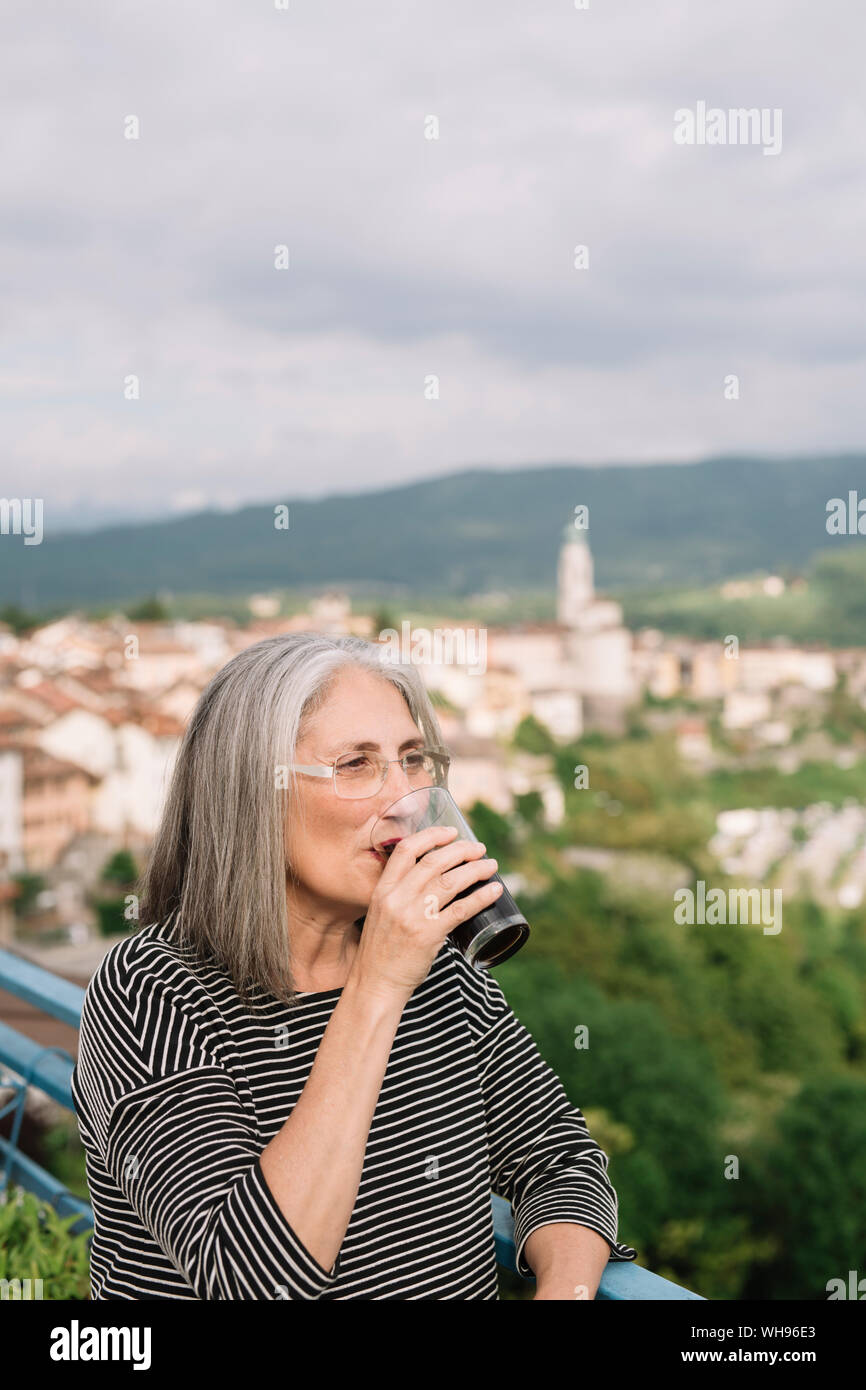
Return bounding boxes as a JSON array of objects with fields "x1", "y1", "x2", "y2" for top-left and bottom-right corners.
[{"x1": 302, "y1": 672, "x2": 419, "y2": 741}]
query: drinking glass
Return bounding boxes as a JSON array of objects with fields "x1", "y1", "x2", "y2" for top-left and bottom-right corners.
[{"x1": 369, "y1": 785, "x2": 529, "y2": 969}]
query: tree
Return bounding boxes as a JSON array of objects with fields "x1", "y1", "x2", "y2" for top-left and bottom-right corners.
[
  {"x1": 494, "y1": 957, "x2": 729, "y2": 1274},
  {"x1": 512, "y1": 714, "x2": 556, "y2": 755},
  {"x1": 742, "y1": 1075, "x2": 866, "y2": 1298},
  {"x1": 93, "y1": 851, "x2": 139, "y2": 938},
  {"x1": 370, "y1": 606, "x2": 398, "y2": 636},
  {"x1": 126, "y1": 595, "x2": 168, "y2": 621},
  {"x1": 0, "y1": 605, "x2": 42, "y2": 635},
  {"x1": 514, "y1": 790, "x2": 544, "y2": 828},
  {"x1": 100, "y1": 850, "x2": 138, "y2": 884},
  {"x1": 11, "y1": 874, "x2": 45, "y2": 917},
  {"x1": 463, "y1": 800, "x2": 514, "y2": 864}
]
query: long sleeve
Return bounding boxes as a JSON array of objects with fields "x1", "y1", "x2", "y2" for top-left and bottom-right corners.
[
  {"x1": 71, "y1": 953, "x2": 342, "y2": 1300},
  {"x1": 468, "y1": 965, "x2": 637, "y2": 1279}
]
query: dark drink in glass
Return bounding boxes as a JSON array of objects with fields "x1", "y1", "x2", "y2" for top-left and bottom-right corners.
[{"x1": 369, "y1": 785, "x2": 529, "y2": 969}]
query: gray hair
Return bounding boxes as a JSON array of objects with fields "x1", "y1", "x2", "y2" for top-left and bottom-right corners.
[{"x1": 138, "y1": 631, "x2": 449, "y2": 1012}]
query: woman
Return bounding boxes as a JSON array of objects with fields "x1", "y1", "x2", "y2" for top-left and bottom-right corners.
[{"x1": 71, "y1": 631, "x2": 637, "y2": 1300}]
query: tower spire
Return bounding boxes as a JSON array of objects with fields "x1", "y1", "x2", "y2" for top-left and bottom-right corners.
[{"x1": 557, "y1": 517, "x2": 594, "y2": 624}]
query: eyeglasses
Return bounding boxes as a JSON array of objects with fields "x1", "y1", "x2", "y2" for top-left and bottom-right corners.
[{"x1": 287, "y1": 747, "x2": 451, "y2": 799}]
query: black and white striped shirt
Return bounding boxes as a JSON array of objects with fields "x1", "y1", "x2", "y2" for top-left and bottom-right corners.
[{"x1": 71, "y1": 916, "x2": 637, "y2": 1299}]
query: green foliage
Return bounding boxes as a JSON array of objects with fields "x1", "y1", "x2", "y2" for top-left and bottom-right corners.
[
  {"x1": 823, "y1": 677, "x2": 866, "y2": 743},
  {"x1": 653, "y1": 1214, "x2": 778, "y2": 1301},
  {"x1": 550, "y1": 732, "x2": 715, "y2": 874},
  {"x1": 0, "y1": 1187, "x2": 91, "y2": 1300},
  {"x1": 512, "y1": 714, "x2": 556, "y2": 756},
  {"x1": 93, "y1": 899, "x2": 130, "y2": 937},
  {"x1": 10, "y1": 873, "x2": 44, "y2": 917},
  {"x1": 370, "y1": 606, "x2": 398, "y2": 636},
  {"x1": 496, "y1": 1265, "x2": 536, "y2": 1300},
  {"x1": 429, "y1": 688, "x2": 458, "y2": 713},
  {"x1": 513, "y1": 790, "x2": 544, "y2": 827},
  {"x1": 126, "y1": 595, "x2": 169, "y2": 621},
  {"x1": 492, "y1": 955, "x2": 777, "y2": 1297},
  {"x1": 464, "y1": 800, "x2": 515, "y2": 864},
  {"x1": 707, "y1": 760, "x2": 866, "y2": 810},
  {"x1": 0, "y1": 604, "x2": 44, "y2": 635},
  {"x1": 742, "y1": 1076, "x2": 866, "y2": 1298},
  {"x1": 618, "y1": 540, "x2": 866, "y2": 648},
  {"x1": 92, "y1": 851, "x2": 138, "y2": 935},
  {"x1": 100, "y1": 850, "x2": 138, "y2": 884},
  {"x1": 38, "y1": 1118, "x2": 90, "y2": 1203},
  {"x1": 810, "y1": 549, "x2": 866, "y2": 645}
]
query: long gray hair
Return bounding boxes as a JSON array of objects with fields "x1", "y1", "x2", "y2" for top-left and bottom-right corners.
[{"x1": 138, "y1": 631, "x2": 449, "y2": 1011}]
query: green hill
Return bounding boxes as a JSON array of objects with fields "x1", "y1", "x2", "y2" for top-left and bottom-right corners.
[{"x1": 2, "y1": 453, "x2": 864, "y2": 609}]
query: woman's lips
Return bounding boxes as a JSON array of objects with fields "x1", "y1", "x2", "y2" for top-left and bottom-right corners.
[{"x1": 369, "y1": 839, "x2": 402, "y2": 863}]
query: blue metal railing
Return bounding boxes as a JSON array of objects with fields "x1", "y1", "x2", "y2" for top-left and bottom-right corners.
[
  {"x1": 0, "y1": 949, "x2": 93, "y2": 1238},
  {"x1": 0, "y1": 945, "x2": 703, "y2": 1299}
]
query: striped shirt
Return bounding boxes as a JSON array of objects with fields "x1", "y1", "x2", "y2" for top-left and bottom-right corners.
[{"x1": 70, "y1": 915, "x2": 637, "y2": 1299}]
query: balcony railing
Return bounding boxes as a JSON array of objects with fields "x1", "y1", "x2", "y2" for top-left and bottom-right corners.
[{"x1": 0, "y1": 945, "x2": 703, "y2": 1299}]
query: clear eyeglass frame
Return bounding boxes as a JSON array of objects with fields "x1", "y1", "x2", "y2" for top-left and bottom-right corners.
[{"x1": 287, "y1": 747, "x2": 451, "y2": 799}]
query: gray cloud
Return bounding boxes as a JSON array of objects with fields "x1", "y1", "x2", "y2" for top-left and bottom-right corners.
[{"x1": 1, "y1": 0, "x2": 864, "y2": 526}]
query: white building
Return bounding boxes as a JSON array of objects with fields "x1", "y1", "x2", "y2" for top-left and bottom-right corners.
[
  {"x1": 34, "y1": 707, "x2": 179, "y2": 836},
  {"x1": 0, "y1": 748, "x2": 23, "y2": 869},
  {"x1": 736, "y1": 647, "x2": 837, "y2": 694},
  {"x1": 528, "y1": 688, "x2": 583, "y2": 742},
  {"x1": 722, "y1": 690, "x2": 772, "y2": 730},
  {"x1": 557, "y1": 524, "x2": 635, "y2": 712},
  {"x1": 481, "y1": 523, "x2": 637, "y2": 735},
  {"x1": 443, "y1": 733, "x2": 513, "y2": 815}
]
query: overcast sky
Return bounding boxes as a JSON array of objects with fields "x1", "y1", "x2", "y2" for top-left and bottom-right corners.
[{"x1": 2, "y1": 0, "x2": 864, "y2": 529}]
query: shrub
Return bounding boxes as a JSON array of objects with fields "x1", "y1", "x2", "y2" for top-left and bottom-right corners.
[{"x1": 0, "y1": 1186, "x2": 90, "y2": 1300}]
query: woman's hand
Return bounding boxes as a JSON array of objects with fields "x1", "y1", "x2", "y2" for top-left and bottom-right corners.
[{"x1": 349, "y1": 825, "x2": 503, "y2": 1003}]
